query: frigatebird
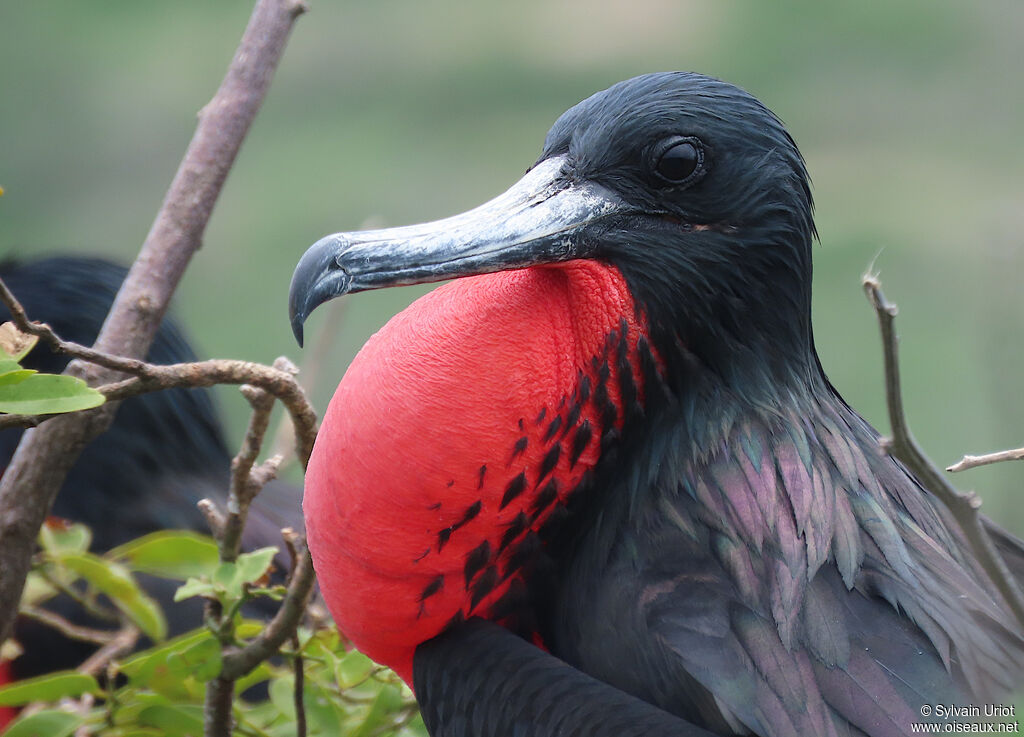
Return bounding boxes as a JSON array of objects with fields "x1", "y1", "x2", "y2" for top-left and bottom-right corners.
[
  {"x1": 0, "y1": 256, "x2": 301, "y2": 688},
  {"x1": 289, "y1": 73, "x2": 1024, "y2": 736}
]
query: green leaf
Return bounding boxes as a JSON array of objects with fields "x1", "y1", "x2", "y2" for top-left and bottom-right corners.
[
  {"x1": 20, "y1": 569, "x2": 59, "y2": 608},
  {"x1": 247, "y1": 584, "x2": 287, "y2": 601},
  {"x1": 165, "y1": 635, "x2": 222, "y2": 682},
  {"x1": 303, "y1": 680, "x2": 346, "y2": 734},
  {"x1": 173, "y1": 577, "x2": 216, "y2": 602},
  {"x1": 57, "y1": 552, "x2": 166, "y2": 641},
  {"x1": 109, "y1": 531, "x2": 220, "y2": 580},
  {"x1": 405, "y1": 714, "x2": 431, "y2": 737},
  {"x1": 236, "y1": 619, "x2": 268, "y2": 640},
  {"x1": 0, "y1": 671, "x2": 100, "y2": 706},
  {"x1": 38, "y1": 521, "x2": 92, "y2": 554},
  {"x1": 0, "y1": 368, "x2": 35, "y2": 386},
  {"x1": 211, "y1": 546, "x2": 279, "y2": 601},
  {"x1": 119, "y1": 629, "x2": 213, "y2": 691},
  {"x1": 234, "y1": 546, "x2": 278, "y2": 586},
  {"x1": 105, "y1": 692, "x2": 171, "y2": 731},
  {"x1": 0, "y1": 373, "x2": 105, "y2": 415},
  {"x1": 137, "y1": 704, "x2": 204, "y2": 736},
  {"x1": 268, "y1": 675, "x2": 295, "y2": 720},
  {"x1": 0, "y1": 358, "x2": 24, "y2": 374},
  {"x1": 0, "y1": 323, "x2": 38, "y2": 362},
  {"x1": 1, "y1": 709, "x2": 83, "y2": 737},
  {"x1": 336, "y1": 650, "x2": 375, "y2": 689},
  {"x1": 234, "y1": 661, "x2": 273, "y2": 695},
  {"x1": 350, "y1": 683, "x2": 405, "y2": 737}
]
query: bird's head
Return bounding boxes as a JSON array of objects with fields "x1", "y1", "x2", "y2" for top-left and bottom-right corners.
[{"x1": 291, "y1": 72, "x2": 817, "y2": 400}]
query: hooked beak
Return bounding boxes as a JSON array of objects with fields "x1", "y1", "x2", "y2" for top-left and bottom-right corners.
[{"x1": 288, "y1": 155, "x2": 627, "y2": 346}]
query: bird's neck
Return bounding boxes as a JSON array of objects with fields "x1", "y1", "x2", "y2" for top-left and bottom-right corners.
[{"x1": 611, "y1": 225, "x2": 821, "y2": 413}]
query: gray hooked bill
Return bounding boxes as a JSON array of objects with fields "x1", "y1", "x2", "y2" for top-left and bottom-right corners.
[{"x1": 288, "y1": 155, "x2": 627, "y2": 346}]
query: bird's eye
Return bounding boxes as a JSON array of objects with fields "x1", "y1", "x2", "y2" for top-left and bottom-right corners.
[{"x1": 652, "y1": 137, "x2": 704, "y2": 185}]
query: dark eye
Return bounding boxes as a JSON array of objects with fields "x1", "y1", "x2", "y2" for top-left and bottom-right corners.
[{"x1": 652, "y1": 137, "x2": 704, "y2": 185}]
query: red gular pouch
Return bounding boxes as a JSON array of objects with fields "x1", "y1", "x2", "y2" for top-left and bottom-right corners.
[{"x1": 304, "y1": 260, "x2": 654, "y2": 684}]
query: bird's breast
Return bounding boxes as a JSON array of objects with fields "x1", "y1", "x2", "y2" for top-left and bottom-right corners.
[{"x1": 304, "y1": 260, "x2": 654, "y2": 683}]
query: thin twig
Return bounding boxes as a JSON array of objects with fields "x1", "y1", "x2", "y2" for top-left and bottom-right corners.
[
  {"x1": 947, "y1": 446, "x2": 1024, "y2": 473},
  {"x1": 863, "y1": 271, "x2": 1024, "y2": 629},
  {"x1": 19, "y1": 606, "x2": 119, "y2": 646},
  {"x1": 72, "y1": 694, "x2": 97, "y2": 737},
  {"x1": 103, "y1": 360, "x2": 317, "y2": 465},
  {"x1": 77, "y1": 623, "x2": 140, "y2": 677},
  {"x1": 220, "y1": 383, "x2": 279, "y2": 563},
  {"x1": 0, "y1": 0, "x2": 308, "y2": 649},
  {"x1": 198, "y1": 499, "x2": 227, "y2": 540},
  {"x1": 0, "y1": 282, "x2": 155, "y2": 379},
  {"x1": 0, "y1": 293, "x2": 319, "y2": 460},
  {"x1": 220, "y1": 528, "x2": 315, "y2": 681},
  {"x1": 205, "y1": 529, "x2": 315, "y2": 737},
  {"x1": 35, "y1": 570, "x2": 121, "y2": 625},
  {"x1": 284, "y1": 532, "x2": 308, "y2": 737},
  {"x1": 206, "y1": 377, "x2": 302, "y2": 736},
  {"x1": 292, "y1": 630, "x2": 307, "y2": 737},
  {"x1": 0, "y1": 356, "x2": 319, "y2": 465}
]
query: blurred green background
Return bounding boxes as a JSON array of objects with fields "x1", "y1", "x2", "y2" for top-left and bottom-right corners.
[{"x1": 1, "y1": 1, "x2": 1022, "y2": 537}]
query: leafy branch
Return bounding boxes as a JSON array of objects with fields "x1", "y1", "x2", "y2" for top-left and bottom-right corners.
[
  {"x1": 0, "y1": 0, "x2": 308, "y2": 651},
  {"x1": 0, "y1": 243, "x2": 319, "y2": 737}
]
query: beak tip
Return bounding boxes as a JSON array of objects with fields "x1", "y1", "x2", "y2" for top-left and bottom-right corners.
[
  {"x1": 288, "y1": 285, "x2": 308, "y2": 347},
  {"x1": 289, "y1": 234, "x2": 349, "y2": 349}
]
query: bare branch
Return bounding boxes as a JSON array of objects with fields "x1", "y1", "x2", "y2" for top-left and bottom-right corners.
[
  {"x1": 287, "y1": 534, "x2": 308, "y2": 737},
  {"x1": 100, "y1": 358, "x2": 318, "y2": 466},
  {"x1": 0, "y1": 0, "x2": 307, "y2": 646},
  {"x1": 293, "y1": 630, "x2": 308, "y2": 737},
  {"x1": 0, "y1": 281, "x2": 155, "y2": 379},
  {"x1": 0, "y1": 352, "x2": 319, "y2": 466},
  {"x1": 0, "y1": 413, "x2": 43, "y2": 430},
  {"x1": 220, "y1": 528, "x2": 316, "y2": 681},
  {"x1": 220, "y1": 382, "x2": 278, "y2": 563},
  {"x1": 0, "y1": 298, "x2": 319, "y2": 464},
  {"x1": 19, "y1": 606, "x2": 119, "y2": 646},
  {"x1": 77, "y1": 624, "x2": 140, "y2": 677},
  {"x1": 947, "y1": 446, "x2": 1024, "y2": 473},
  {"x1": 862, "y1": 272, "x2": 1024, "y2": 629},
  {"x1": 198, "y1": 499, "x2": 227, "y2": 540},
  {"x1": 204, "y1": 673, "x2": 235, "y2": 737},
  {"x1": 36, "y1": 570, "x2": 121, "y2": 625}
]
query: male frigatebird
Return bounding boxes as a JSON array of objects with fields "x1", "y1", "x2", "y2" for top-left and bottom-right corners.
[{"x1": 289, "y1": 73, "x2": 1024, "y2": 736}]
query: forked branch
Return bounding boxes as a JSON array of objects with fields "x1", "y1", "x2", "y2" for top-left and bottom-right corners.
[{"x1": 863, "y1": 272, "x2": 1024, "y2": 629}]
